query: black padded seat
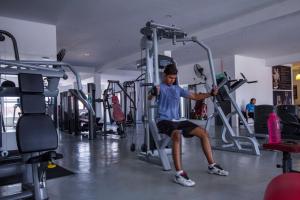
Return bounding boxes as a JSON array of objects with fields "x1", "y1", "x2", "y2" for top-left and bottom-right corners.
[{"x1": 16, "y1": 115, "x2": 58, "y2": 153}]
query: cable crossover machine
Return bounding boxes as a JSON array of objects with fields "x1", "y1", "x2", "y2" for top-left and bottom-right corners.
[{"x1": 137, "y1": 20, "x2": 260, "y2": 171}]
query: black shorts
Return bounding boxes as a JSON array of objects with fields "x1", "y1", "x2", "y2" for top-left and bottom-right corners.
[
  {"x1": 157, "y1": 120, "x2": 199, "y2": 138},
  {"x1": 248, "y1": 112, "x2": 254, "y2": 119}
]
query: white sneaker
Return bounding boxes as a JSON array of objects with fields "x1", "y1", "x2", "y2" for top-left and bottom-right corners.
[
  {"x1": 208, "y1": 164, "x2": 229, "y2": 176},
  {"x1": 174, "y1": 171, "x2": 196, "y2": 187}
]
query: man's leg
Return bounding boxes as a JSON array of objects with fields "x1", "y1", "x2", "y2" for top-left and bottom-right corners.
[
  {"x1": 188, "y1": 125, "x2": 229, "y2": 176},
  {"x1": 189, "y1": 127, "x2": 214, "y2": 165},
  {"x1": 171, "y1": 129, "x2": 196, "y2": 186},
  {"x1": 171, "y1": 130, "x2": 182, "y2": 171}
]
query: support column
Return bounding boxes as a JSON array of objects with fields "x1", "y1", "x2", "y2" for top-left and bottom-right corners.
[{"x1": 93, "y1": 73, "x2": 102, "y2": 118}]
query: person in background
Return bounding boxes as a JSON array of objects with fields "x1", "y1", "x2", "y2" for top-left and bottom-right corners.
[{"x1": 245, "y1": 98, "x2": 256, "y2": 121}]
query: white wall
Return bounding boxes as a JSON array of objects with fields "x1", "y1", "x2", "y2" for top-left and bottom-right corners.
[
  {"x1": 0, "y1": 16, "x2": 56, "y2": 60},
  {"x1": 178, "y1": 55, "x2": 273, "y2": 127},
  {"x1": 235, "y1": 55, "x2": 272, "y2": 110}
]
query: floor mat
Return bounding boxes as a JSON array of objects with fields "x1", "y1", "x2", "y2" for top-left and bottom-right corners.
[{"x1": 0, "y1": 165, "x2": 75, "y2": 187}]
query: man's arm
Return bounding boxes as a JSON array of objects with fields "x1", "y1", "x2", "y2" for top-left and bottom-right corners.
[
  {"x1": 148, "y1": 85, "x2": 160, "y2": 100},
  {"x1": 245, "y1": 105, "x2": 249, "y2": 118},
  {"x1": 187, "y1": 87, "x2": 218, "y2": 101},
  {"x1": 188, "y1": 92, "x2": 211, "y2": 101}
]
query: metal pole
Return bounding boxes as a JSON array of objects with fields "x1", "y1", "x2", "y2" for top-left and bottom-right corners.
[
  {"x1": 191, "y1": 38, "x2": 217, "y2": 86},
  {"x1": 153, "y1": 28, "x2": 159, "y2": 85},
  {"x1": 0, "y1": 30, "x2": 20, "y2": 60},
  {"x1": 147, "y1": 21, "x2": 182, "y2": 32}
]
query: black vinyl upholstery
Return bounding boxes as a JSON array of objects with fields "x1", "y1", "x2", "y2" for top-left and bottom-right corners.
[
  {"x1": 254, "y1": 105, "x2": 275, "y2": 134},
  {"x1": 21, "y1": 94, "x2": 45, "y2": 114},
  {"x1": 16, "y1": 73, "x2": 58, "y2": 154},
  {"x1": 16, "y1": 115, "x2": 58, "y2": 153},
  {"x1": 276, "y1": 105, "x2": 300, "y2": 139},
  {"x1": 18, "y1": 73, "x2": 44, "y2": 93}
]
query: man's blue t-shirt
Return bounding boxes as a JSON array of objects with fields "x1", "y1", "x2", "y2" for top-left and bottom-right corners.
[
  {"x1": 246, "y1": 103, "x2": 255, "y2": 113},
  {"x1": 157, "y1": 83, "x2": 190, "y2": 120}
]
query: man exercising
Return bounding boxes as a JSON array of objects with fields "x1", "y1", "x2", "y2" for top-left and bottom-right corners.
[{"x1": 149, "y1": 64, "x2": 228, "y2": 187}]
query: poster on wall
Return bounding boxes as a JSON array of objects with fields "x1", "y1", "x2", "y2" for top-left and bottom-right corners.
[
  {"x1": 272, "y1": 65, "x2": 291, "y2": 90},
  {"x1": 273, "y1": 91, "x2": 292, "y2": 105}
]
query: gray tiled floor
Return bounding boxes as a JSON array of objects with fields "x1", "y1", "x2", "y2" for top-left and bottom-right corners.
[
  {"x1": 2, "y1": 126, "x2": 300, "y2": 200},
  {"x1": 48, "y1": 127, "x2": 298, "y2": 200}
]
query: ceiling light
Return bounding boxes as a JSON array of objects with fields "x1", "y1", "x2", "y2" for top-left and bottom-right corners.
[{"x1": 83, "y1": 53, "x2": 90, "y2": 57}]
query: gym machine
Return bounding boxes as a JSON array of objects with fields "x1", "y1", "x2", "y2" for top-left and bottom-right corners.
[
  {"x1": 138, "y1": 20, "x2": 261, "y2": 171},
  {"x1": 137, "y1": 21, "x2": 187, "y2": 170},
  {"x1": 0, "y1": 29, "x2": 94, "y2": 199},
  {"x1": 123, "y1": 73, "x2": 145, "y2": 126},
  {"x1": 206, "y1": 72, "x2": 260, "y2": 155},
  {"x1": 59, "y1": 89, "x2": 81, "y2": 135},
  {"x1": 102, "y1": 80, "x2": 136, "y2": 137},
  {"x1": 59, "y1": 83, "x2": 102, "y2": 137}
]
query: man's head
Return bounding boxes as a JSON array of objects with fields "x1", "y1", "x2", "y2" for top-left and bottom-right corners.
[
  {"x1": 164, "y1": 64, "x2": 178, "y2": 85},
  {"x1": 250, "y1": 98, "x2": 256, "y2": 104}
]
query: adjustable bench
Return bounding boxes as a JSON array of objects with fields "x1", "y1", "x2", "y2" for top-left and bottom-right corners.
[
  {"x1": 263, "y1": 142, "x2": 300, "y2": 173},
  {"x1": 16, "y1": 73, "x2": 63, "y2": 200}
]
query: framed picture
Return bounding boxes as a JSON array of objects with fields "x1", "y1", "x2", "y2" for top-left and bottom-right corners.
[
  {"x1": 272, "y1": 65, "x2": 291, "y2": 90},
  {"x1": 273, "y1": 91, "x2": 292, "y2": 105}
]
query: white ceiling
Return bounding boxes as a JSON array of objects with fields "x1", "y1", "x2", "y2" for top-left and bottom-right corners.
[{"x1": 1, "y1": 0, "x2": 300, "y2": 73}]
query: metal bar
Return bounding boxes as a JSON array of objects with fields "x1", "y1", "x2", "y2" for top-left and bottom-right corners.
[
  {"x1": 191, "y1": 37, "x2": 217, "y2": 86},
  {"x1": 147, "y1": 21, "x2": 182, "y2": 31},
  {"x1": 229, "y1": 80, "x2": 247, "y2": 93},
  {"x1": 153, "y1": 28, "x2": 159, "y2": 85},
  {"x1": 0, "y1": 60, "x2": 61, "y2": 72},
  {"x1": 117, "y1": 82, "x2": 136, "y2": 110},
  {"x1": 0, "y1": 68, "x2": 65, "y2": 78},
  {"x1": 145, "y1": 46, "x2": 152, "y2": 151},
  {"x1": 0, "y1": 30, "x2": 20, "y2": 61},
  {"x1": 69, "y1": 90, "x2": 96, "y2": 139},
  {"x1": 224, "y1": 86, "x2": 254, "y2": 136}
]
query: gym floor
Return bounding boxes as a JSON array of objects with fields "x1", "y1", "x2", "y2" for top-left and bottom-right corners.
[
  {"x1": 48, "y1": 126, "x2": 298, "y2": 200},
  {"x1": 2, "y1": 126, "x2": 299, "y2": 200}
]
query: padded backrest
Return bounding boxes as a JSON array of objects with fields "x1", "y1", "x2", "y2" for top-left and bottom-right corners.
[
  {"x1": 276, "y1": 105, "x2": 298, "y2": 119},
  {"x1": 254, "y1": 105, "x2": 275, "y2": 134},
  {"x1": 276, "y1": 105, "x2": 300, "y2": 139},
  {"x1": 16, "y1": 73, "x2": 58, "y2": 153},
  {"x1": 18, "y1": 73, "x2": 45, "y2": 114}
]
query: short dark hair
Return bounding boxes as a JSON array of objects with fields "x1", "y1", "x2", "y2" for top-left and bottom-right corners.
[{"x1": 164, "y1": 64, "x2": 178, "y2": 75}]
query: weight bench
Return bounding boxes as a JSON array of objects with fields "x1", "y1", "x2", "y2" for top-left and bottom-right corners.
[
  {"x1": 13, "y1": 73, "x2": 63, "y2": 200},
  {"x1": 263, "y1": 142, "x2": 300, "y2": 173}
]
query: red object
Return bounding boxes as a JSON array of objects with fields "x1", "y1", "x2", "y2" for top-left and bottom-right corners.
[
  {"x1": 264, "y1": 173, "x2": 300, "y2": 200},
  {"x1": 267, "y1": 112, "x2": 281, "y2": 144},
  {"x1": 194, "y1": 100, "x2": 207, "y2": 119},
  {"x1": 111, "y1": 95, "x2": 125, "y2": 122},
  {"x1": 263, "y1": 143, "x2": 300, "y2": 153}
]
